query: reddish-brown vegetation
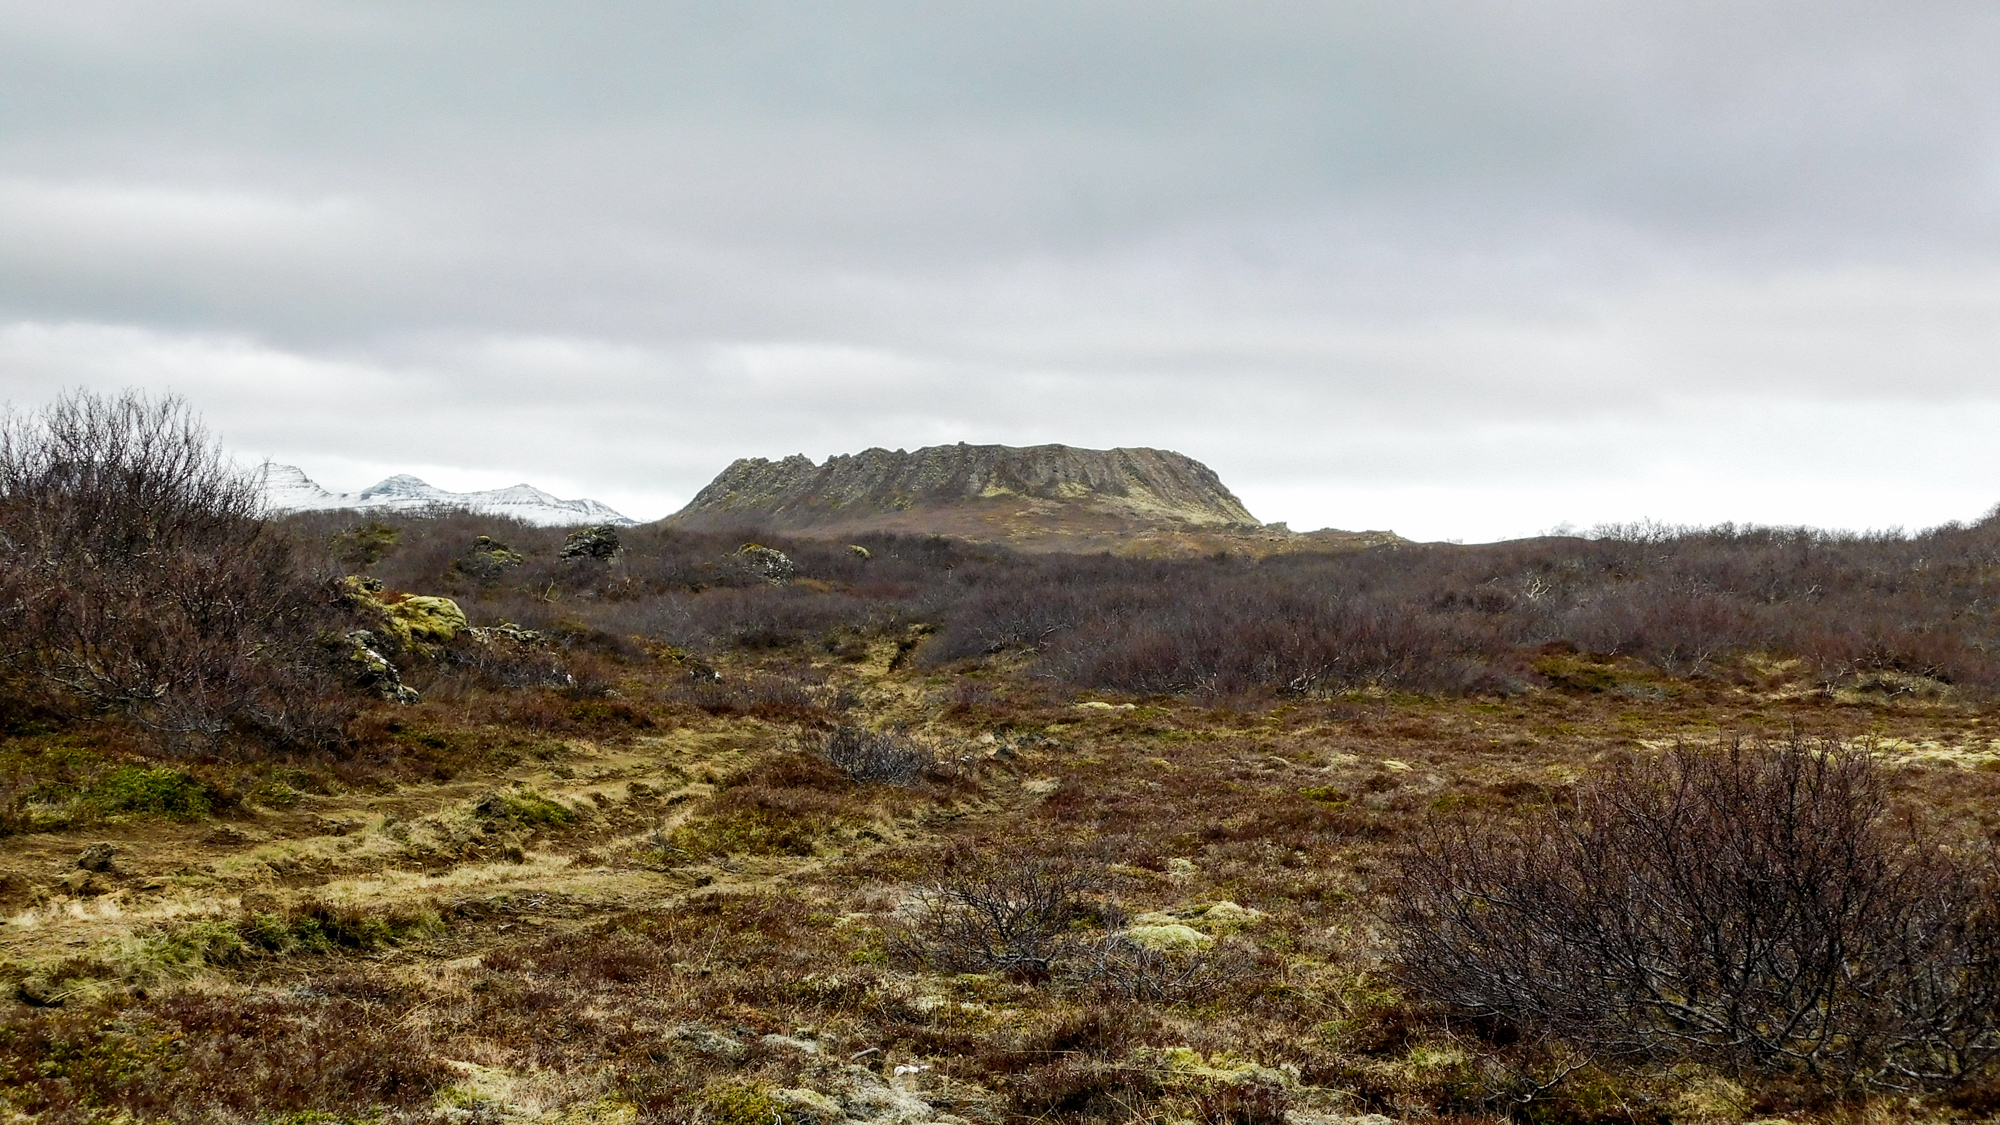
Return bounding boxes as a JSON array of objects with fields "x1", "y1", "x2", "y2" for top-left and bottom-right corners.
[{"x1": 5, "y1": 401, "x2": 2000, "y2": 1122}]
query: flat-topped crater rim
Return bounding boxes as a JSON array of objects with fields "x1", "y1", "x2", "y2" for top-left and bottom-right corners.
[{"x1": 667, "y1": 441, "x2": 1263, "y2": 533}]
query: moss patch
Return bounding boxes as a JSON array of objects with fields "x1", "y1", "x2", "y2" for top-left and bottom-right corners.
[{"x1": 87, "y1": 765, "x2": 216, "y2": 821}]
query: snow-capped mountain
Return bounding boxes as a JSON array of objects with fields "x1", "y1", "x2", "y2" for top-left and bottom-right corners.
[{"x1": 258, "y1": 464, "x2": 636, "y2": 527}]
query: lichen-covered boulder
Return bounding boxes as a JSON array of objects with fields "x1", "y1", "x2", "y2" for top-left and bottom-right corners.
[
  {"x1": 384, "y1": 595, "x2": 467, "y2": 647},
  {"x1": 466, "y1": 621, "x2": 548, "y2": 646},
  {"x1": 76, "y1": 844, "x2": 116, "y2": 872},
  {"x1": 17, "y1": 973, "x2": 66, "y2": 1006},
  {"x1": 455, "y1": 535, "x2": 524, "y2": 582},
  {"x1": 340, "y1": 629, "x2": 418, "y2": 703},
  {"x1": 768, "y1": 1088, "x2": 843, "y2": 1125},
  {"x1": 337, "y1": 573, "x2": 386, "y2": 601},
  {"x1": 737, "y1": 543, "x2": 797, "y2": 583},
  {"x1": 1146, "y1": 1046, "x2": 1297, "y2": 1105},
  {"x1": 1193, "y1": 900, "x2": 1266, "y2": 932},
  {"x1": 669, "y1": 1024, "x2": 747, "y2": 1061},
  {"x1": 560, "y1": 524, "x2": 622, "y2": 560},
  {"x1": 833, "y1": 1066, "x2": 957, "y2": 1123},
  {"x1": 332, "y1": 576, "x2": 464, "y2": 688}
]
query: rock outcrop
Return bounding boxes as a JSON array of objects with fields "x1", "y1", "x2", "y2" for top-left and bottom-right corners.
[
  {"x1": 664, "y1": 443, "x2": 1400, "y2": 556},
  {"x1": 559, "y1": 524, "x2": 623, "y2": 560},
  {"x1": 736, "y1": 543, "x2": 798, "y2": 584},
  {"x1": 333, "y1": 576, "x2": 473, "y2": 702},
  {"x1": 667, "y1": 443, "x2": 1262, "y2": 540},
  {"x1": 676, "y1": 443, "x2": 1257, "y2": 530}
]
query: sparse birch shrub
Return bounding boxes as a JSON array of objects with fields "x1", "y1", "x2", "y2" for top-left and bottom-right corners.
[
  {"x1": 292, "y1": 493, "x2": 2000, "y2": 700},
  {"x1": 1393, "y1": 736, "x2": 2000, "y2": 1093},
  {"x1": 891, "y1": 848, "x2": 1106, "y2": 983},
  {"x1": 0, "y1": 391, "x2": 357, "y2": 752},
  {"x1": 815, "y1": 724, "x2": 936, "y2": 785}
]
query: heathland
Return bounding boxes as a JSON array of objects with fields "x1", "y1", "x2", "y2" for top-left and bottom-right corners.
[{"x1": 4, "y1": 393, "x2": 2000, "y2": 1125}]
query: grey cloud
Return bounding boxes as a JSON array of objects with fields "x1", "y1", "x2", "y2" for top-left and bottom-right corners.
[{"x1": 2, "y1": 2, "x2": 1998, "y2": 539}]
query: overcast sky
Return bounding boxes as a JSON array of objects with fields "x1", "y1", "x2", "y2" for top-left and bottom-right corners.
[{"x1": 3, "y1": 1, "x2": 1998, "y2": 540}]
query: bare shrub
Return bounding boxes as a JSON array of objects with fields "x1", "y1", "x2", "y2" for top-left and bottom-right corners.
[
  {"x1": 891, "y1": 848, "x2": 1106, "y2": 982},
  {"x1": 1394, "y1": 737, "x2": 2000, "y2": 1092},
  {"x1": 683, "y1": 585, "x2": 897, "y2": 650},
  {"x1": 1557, "y1": 579, "x2": 1756, "y2": 675},
  {"x1": 0, "y1": 392, "x2": 355, "y2": 751},
  {"x1": 815, "y1": 724, "x2": 936, "y2": 785}
]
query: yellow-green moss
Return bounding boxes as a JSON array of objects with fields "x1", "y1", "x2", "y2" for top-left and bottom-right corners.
[
  {"x1": 703, "y1": 1083, "x2": 779, "y2": 1125},
  {"x1": 1123, "y1": 923, "x2": 1213, "y2": 952},
  {"x1": 385, "y1": 595, "x2": 467, "y2": 646}
]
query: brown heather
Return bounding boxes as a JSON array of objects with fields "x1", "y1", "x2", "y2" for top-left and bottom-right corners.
[
  {"x1": 5, "y1": 399, "x2": 2000, "y2": 1122},
  {"x1": 298, "y1": 503, "x2": 2000, "y2": 705}
]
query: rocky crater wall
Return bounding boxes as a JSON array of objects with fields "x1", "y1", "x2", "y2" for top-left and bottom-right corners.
[{"x1": 670, "y1": 443, "x2": 1261, "y2": 530}]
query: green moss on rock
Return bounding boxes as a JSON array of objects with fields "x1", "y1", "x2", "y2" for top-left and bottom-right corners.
[{"x1": 385, "y1": 596, "x2": 467, "y2": 646}]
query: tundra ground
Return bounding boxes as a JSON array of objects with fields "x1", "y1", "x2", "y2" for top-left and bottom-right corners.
[{"x1": 2, "y1": 640, "x2": 1997, "y2": 1125}]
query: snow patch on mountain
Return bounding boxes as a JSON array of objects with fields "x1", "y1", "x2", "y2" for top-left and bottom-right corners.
[{"x1": 258, "y1": 464, "x2": 636, "y2": 527}]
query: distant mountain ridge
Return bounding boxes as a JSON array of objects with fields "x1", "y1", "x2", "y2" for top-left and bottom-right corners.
[
  {"x1": 665, "y1": 442, "x2": 1399, "y2": 555},
  {"x1": 259, "y1": 464, "x2": 635, "y2": 527}
]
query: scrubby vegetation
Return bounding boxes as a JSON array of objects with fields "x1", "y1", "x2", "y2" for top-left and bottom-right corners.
[
  {"x1": 0, "y1": 392, "x2": 357, "y2": 752},
  {"x1": 6, "y1": 394, "x2": 2000, "y2": 1122},
  {"x1": 295, "y1": 503, "x2": 2000, "y2": 707},
  {"x1": 1397, "y1": 737, "x2": 2000, "y2": 1096}
]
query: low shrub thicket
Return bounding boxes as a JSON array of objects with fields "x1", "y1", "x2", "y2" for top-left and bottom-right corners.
[
  {"x1": 1394, "y1": 737, "x2": 2000, "y2": 1094},
  {"x1": 6, "y1": 390, "x2": 1998, "y2": 753},
  {"x1": 82, "y1": 764, "x2": 217, "y2": 822},
  {"x1": 296, "y1": 506, "x2": 2000, "y2": 701},
  {"x1": 0, "y1": 392, "x2": 360, "y2": 753}
]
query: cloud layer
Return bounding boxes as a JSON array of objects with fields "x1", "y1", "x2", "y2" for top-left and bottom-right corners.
[{"x1": 2, "y1": 2, "x2": 1997, "y2": 539}]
